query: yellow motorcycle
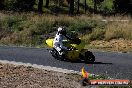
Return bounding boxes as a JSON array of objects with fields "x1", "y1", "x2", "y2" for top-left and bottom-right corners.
[{"x1": 46, "y1": 35, "x2": 95, "y2": 62}]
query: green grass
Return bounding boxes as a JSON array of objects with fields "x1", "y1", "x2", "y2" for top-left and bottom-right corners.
[
  {"x1": 80, "y1": 0, "x2": 114, "y2": 13},
  {"x1": 0, "y1": 12, "x2": 131, "y2": 47},
  {"x1": 82, "y1": 21, "x2": 132, "y2": 44}
]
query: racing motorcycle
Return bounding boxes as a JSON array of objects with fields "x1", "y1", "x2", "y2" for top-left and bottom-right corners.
[{"x1": 46, "y1": 33, "x2": 95, "y2": 62}]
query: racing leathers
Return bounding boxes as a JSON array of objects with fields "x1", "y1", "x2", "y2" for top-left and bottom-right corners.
[{"x1": 53, "y1": 32, "x2": 71, "y2": 55}]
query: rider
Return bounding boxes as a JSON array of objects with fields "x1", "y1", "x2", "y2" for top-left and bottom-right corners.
[{"x1": 53, "y1": 26, "x2": 72, "y2": 55}]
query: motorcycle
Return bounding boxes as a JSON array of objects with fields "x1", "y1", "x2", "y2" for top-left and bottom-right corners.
[{"x1": 46, "y1": 35, "x2": 95, "y2": 62}]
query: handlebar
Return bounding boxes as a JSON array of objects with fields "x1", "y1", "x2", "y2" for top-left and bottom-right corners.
[{"x1": 70, "y1": 38, "x2": 81, "y2": 45}]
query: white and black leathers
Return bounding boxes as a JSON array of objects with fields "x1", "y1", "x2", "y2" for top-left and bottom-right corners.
[{"x1": 53, "y1": 27, "x2": 71, "y2": 55}]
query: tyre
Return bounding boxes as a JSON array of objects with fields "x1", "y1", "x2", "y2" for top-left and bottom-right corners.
[
  {"x1": 50, "y1": 48, "x2": 66, "y2": 60},
  {"x1": 85, "y1": 51, "x2": 95, "y2": 62},
  {"x1": 50, "y1": 48, "x2": 59, "y2": 59}
]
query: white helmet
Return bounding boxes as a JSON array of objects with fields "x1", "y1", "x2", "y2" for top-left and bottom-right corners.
[
  {"x1": 57, "y1": 26, "x2": 66, "y2": 35},
  {"x1": 58, "y1": 27, "x2": 63, "y2": 32}
]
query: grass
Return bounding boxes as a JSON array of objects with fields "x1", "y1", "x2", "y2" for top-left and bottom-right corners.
[
  {"x1": 82, "y1": 21, "x2": 132, "y2": 43},
  {"x1": 80, "y1": 0, "x2": 114, "y2": 14},
  {"x1": 0, "y1": 11, "x2": 132, "y2": 49},
  {"x1": 105, "y1": 22, "x2": 132, "y2": 40}
]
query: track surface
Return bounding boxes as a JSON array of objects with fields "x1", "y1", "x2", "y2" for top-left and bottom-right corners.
[{"x1": 0, "y1": 46, "x2": 132, "y2": 79}]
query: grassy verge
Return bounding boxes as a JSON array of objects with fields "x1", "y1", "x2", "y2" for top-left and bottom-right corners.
[{"x1": 0, "y1": 11, "x2": 132, "y2": 52}]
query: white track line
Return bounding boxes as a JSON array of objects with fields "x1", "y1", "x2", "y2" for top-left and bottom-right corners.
[
  {"x1": 0, "y1": 60, "x2": 106, "y2": 78},
  {"x1": 0, "y1": 60, "x2": 81, "y2": 74}
]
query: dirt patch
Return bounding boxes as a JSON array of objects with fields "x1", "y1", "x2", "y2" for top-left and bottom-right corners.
[
  {"x1": 88, "y1": 39, "x2": 132, "y2": 52},
  {"x1": 0, "y1": 62, "x2": 84, "y2": 88}
]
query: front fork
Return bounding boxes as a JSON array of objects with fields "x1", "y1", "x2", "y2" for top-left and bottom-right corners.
[{"x1": 79, "y1": 49, "x2": 88, "y2": 60}]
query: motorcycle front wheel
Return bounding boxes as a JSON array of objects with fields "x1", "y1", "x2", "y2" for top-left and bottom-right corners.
[
  {"x1": 85, "y1": 51, "x2": 95, "y2": 62},
  {"x1": 50, "y1": 48, "x2": 66, "y2": 61}
]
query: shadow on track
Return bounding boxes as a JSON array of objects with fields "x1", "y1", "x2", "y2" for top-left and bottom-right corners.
[
  {"x1": 58, "y1": 59, "x2": 113, "y2": 65},
  {"x1": 85, "y1": 62, "x2": 113, "y2": 65},
  {"x1": 72, "y1": 60, "x2": 113, "y2": 65}
]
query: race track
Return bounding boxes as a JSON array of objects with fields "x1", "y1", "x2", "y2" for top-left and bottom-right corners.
[{"x1": 0, "y1": 46, "x2": 132, "y2": 79}]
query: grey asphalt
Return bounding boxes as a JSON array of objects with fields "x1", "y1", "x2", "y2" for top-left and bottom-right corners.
[{"x1": 0, "y1": 46, "x2": 132, "y2": 80}]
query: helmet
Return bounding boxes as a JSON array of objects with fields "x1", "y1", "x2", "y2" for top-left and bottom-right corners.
[{"x1": 57, "y1": 26, "x2": 66, "y2": 35}]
